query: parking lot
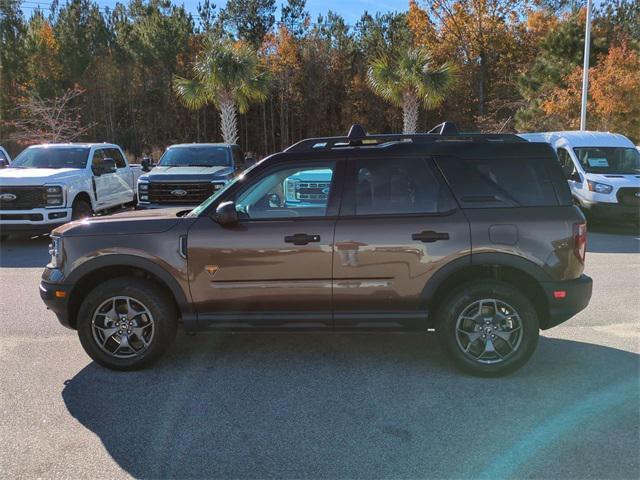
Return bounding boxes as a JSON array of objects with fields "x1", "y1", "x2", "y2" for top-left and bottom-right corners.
[{"x1": 0, "y1": 224, "x2": 638, "y2": 479}]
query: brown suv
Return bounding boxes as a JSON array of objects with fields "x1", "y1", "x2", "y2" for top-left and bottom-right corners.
[{"x1": 40, "y1": 124, "x2": 593, "y2": 376}]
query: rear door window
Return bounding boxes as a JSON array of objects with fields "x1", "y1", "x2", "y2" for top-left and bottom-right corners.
[
  {"x1": 351, "y1": 157, "x2": 456, "y2": 215},
  {"x1": 436, "y1": 157, "x2": 559, "y2": 208}
]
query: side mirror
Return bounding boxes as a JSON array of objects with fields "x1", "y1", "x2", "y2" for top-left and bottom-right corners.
[
  {"x1": 244, "y1": 157, "x2": 257, "y2": 168},
  {"x1": 141, "y1": 157, "x2": 152, "y2": 172},
  {"x1": 568, "y1": 171, "x2": 582, "y2": 183},
  {"x1": 101, "y1": 158, "x2": 117, "y2": 175},
  {"x1": 215, "y1": 201, "x2": 239, "y2": 226}
]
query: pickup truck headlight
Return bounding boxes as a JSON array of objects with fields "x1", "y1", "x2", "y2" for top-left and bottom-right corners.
[
  {"x1": 210, "y1": 181, "x2": 226, "y2": 192},
  {"x1": 138, "y1": 181, "x2": 149, "y2": 202},
  {"x1": 48, "y1": 236, "x2": 63, "y2": 268},
  {"x1": 587, "y1": 181, "x2": 613, "y2": 194},
  {"x1": 45, "y1": 185, "x2": 64, "y2": 207}
]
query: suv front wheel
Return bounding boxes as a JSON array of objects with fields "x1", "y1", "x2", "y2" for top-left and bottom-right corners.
[
  {"x1": 77, "y1": 277, "x2": 177, "y2": 370},
  {"x1": 436, "y1": 281, "x2": 539, "y2": 376}
]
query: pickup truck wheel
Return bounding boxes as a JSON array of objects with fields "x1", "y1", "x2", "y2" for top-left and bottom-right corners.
[
  {"x1": 77, "y1": 277, "x2": 177, "y2": 370},
  {"x1": 435, "y1": 281, "x2": 539, "y2": 377},
  {"x1": 72, "y1": 199, "x2": 92, "y2": 220}
]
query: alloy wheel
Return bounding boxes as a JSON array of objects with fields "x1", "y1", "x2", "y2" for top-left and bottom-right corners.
[
  {"x1": 91, "y1": 296, "x2": 155, "y2": 359},
  {"x1": 455, "y1": 298, "x2": 523, "y2": 364}
]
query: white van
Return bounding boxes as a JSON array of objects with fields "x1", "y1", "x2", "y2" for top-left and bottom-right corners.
[{"x1": 519, "y1": 131, "x2": 640, "y2": 223}]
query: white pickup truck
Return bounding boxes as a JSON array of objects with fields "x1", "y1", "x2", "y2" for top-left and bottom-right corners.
[{"x1": 0, "y1": 143, "x2": 142, "y2": 238}]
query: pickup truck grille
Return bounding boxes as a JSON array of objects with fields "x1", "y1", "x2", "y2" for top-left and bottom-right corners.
[
  {"x1": 0, "y1": 186, "x2": 46, "y2": 210},
  {"x1": 148, "y1": 182, "x2": 220, "y2": 204},
  {"x1": 616, "y1": 187, "x2": 640, "y2": 206},
  {"x1": 286, "y1": 181, "x2": 331, "y2": 203}
]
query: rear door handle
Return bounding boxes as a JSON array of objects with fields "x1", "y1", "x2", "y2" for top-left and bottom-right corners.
[
  {"x1": 412, "y1": 231, "x2": 450, "y2": 243},
  {"x1": 284, "y1": 233, "x2": 321, "y2": 245}
]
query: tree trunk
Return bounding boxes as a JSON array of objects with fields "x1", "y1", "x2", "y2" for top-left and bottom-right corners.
[
  {"x1": 478, "y1": 52, "x2": 487, "y2": 117},
  {"x1": 219, "y1": 97, "x2": 238, "y2": 145},
  {"x1": 403, "y1": 92, "x2": 419, "y2": 134}
]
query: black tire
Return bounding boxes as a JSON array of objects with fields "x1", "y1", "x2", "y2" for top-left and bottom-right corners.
[
  {"x1": 435, "y1": 280, "x2": 539, "y2": 377},
  {"x1": 71, "y1": 198, "x2": 93, "y2": 220},
  {"x1": 77, "y1": 277, "x2": 177, "y2": 371}
]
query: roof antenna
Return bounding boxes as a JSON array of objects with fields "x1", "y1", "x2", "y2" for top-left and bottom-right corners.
[
  {"x1": 428, "y1": 122, "x2": 459, "y2": 135},
  {"x1": 348, "y1": 124, "x2": 367, "y2": 140}
]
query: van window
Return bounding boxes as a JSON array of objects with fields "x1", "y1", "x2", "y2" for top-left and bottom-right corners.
[
  {"x1": 557, "y1": 148, "x2": 575, "y2": 177},
  {"x1": 573, "y1": 147, "x2": 640, "y2": 175},
  {"x1": 436, "y1": 157, "x2": 559, "y2": 208}
]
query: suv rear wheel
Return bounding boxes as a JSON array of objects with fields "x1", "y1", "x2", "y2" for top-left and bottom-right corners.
[
  {"x1": 77, "y1": 277, "x2": 177, "y2": 370},
  {"x1": 436, "y1": 280, "x2": 539, "y2": 376}
]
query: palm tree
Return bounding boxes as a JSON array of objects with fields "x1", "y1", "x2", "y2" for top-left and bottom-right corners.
[
  {"x1": 367, "y1": 48, "x2": 454, "y2": 134},
  {"x1": 174, "y1": 39, "x2": 268, "y2": 145}
]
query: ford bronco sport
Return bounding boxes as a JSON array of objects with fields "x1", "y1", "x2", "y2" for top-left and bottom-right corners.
[{"x1": 40, "y1": 123, "x2": 593, "y2": 376}]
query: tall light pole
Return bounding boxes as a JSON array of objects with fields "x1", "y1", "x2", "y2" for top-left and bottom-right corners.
[{"x1": 580, "y1": 0, "x2": 593, "y2": 131}]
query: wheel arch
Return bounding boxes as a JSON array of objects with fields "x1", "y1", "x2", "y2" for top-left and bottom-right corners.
[
  {"x1": 422, "y1": 253, "x2": 551, "y2": 325},
  {"x1": 65, "y1": 255, "x2": 191, "y2": 329}
]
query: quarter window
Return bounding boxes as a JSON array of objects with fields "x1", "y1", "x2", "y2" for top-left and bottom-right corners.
[
  {"x1": 353, "y1": 157, "x2": 455, "y2": 215},
  {"x1": 235, "y1": 163, "x2": 335, "y2": 219},
  {"x1": 437, "y1": 157, "x2": 558, "y2": 207}
]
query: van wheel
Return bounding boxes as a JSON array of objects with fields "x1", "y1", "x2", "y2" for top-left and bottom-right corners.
[
  {"x1": 77, "y1": 277, "x2": 177, "y2": 371},
  {"x1": 435, "y1": 280, "x2": 539, "y2": 377},
  {"x1": 72, "y1": 198, "x2": 93, "y2": 220}
]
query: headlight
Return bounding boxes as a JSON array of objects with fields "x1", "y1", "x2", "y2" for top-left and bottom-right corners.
[
  {"x1": 210, "y1": 181, "x2": 226, "y2": 192},
  {"x1": 587, "y1": 181, "x2": 613, "y2": 194},
  {"x1": 138, "y1": 181, "x2": 149, "y2": 202},
  {"x1": 45, "y1": 185, "x2": 64, "y2": 207},
  {"x1": 48, "y1": 236, "x2": 63, "y2": 268}
]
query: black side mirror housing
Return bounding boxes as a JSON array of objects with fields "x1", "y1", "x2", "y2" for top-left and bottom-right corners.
[
  {"x1": 141, "y1": 157, "x2": 152, "y2": 172},
  {"x1": 569, "y1": 171, "x2": 582, "y2": 183},
  {"x1": 102, "y1": 158, "x2": 117, "y2": 175},
  {"x1": 215, "y1": 201, "x2": 239, "y2": 226}
]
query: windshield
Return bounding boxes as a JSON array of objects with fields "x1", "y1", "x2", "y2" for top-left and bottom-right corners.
[
  {"x1": 11, "y1": 147, "x2": 90, "y2": 169},
  {"x1": 159, "y1": 146, "x2": 231, "y2": 167},
  {"x1": 573, "y1": 147, "x2": 640, "y2": 174}
]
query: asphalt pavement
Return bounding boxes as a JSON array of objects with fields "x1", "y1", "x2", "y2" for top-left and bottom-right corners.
[{"x1": 0, "y1": 224, "x2": 638, "y2": 479}]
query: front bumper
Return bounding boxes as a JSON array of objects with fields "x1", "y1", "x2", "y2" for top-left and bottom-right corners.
[
  {"x1": 136, "y1": 202, "x2": 196, "y2": 210},
  {"x1": 0, "y1": 207, "x2": 72, "y2": 235},
  {"x1": 579, "y1": 200, "x2": 639, "y2": 223},
  {"x1": 40, "y1": 268, "x2": 74, "y2": 329},
  {"x1": 540, "y1": 274, "x2": 593, "y2": 329}
]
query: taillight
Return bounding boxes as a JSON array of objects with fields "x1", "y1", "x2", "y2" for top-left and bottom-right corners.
[{"x1": 573, "y1": 222, "x2": 587, "y2": 264}]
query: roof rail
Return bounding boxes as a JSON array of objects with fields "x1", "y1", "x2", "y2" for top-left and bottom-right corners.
[{"x1": 284, "y1": 122, "x2": 525, "y2": 153}]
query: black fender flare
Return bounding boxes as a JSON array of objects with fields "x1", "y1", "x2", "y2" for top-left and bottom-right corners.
[
  {"x1": 66, "y1": 254, "x2": 192, "y2": 314},
  {"x1": 421, "y1": 252, "x2": 551, "y2": 305}
]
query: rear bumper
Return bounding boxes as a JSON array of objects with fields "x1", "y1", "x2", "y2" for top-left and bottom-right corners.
[
  {"x1": 40, "y1": 278, "x2": 74, "y2": 329},
  {"x1": 540, "y1": 274, "x2": 593, "y2": 329}
]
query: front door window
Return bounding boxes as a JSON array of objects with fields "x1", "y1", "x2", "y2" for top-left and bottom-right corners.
[{"x1": 235, "y1": 164, "x2": 335, "y2": 219}]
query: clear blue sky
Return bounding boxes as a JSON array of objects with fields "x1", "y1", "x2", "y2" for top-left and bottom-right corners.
[{"x1": 18, "y1": 0, "x2": 411, "y2": 24}]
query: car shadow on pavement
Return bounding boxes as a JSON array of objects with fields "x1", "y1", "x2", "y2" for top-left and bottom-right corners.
[
  {"x1": 62, "y1": 333, "x2": 640, "y2": 479},
  {"x1": 0, "y1": 236, "x2": 51, "y2": 267}
]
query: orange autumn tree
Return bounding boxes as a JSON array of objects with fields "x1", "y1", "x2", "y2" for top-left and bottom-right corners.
[{"x1": 542, "y1": 42, "x2": 640, "y2": 140}]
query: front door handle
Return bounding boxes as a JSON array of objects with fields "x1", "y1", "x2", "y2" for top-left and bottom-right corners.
[
  {"x1": 284, "y1": 233, "x2": 321, "y2": 245},
  {"x1": 412, "y1": 230, "x2": 450, "y2": 243}
]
